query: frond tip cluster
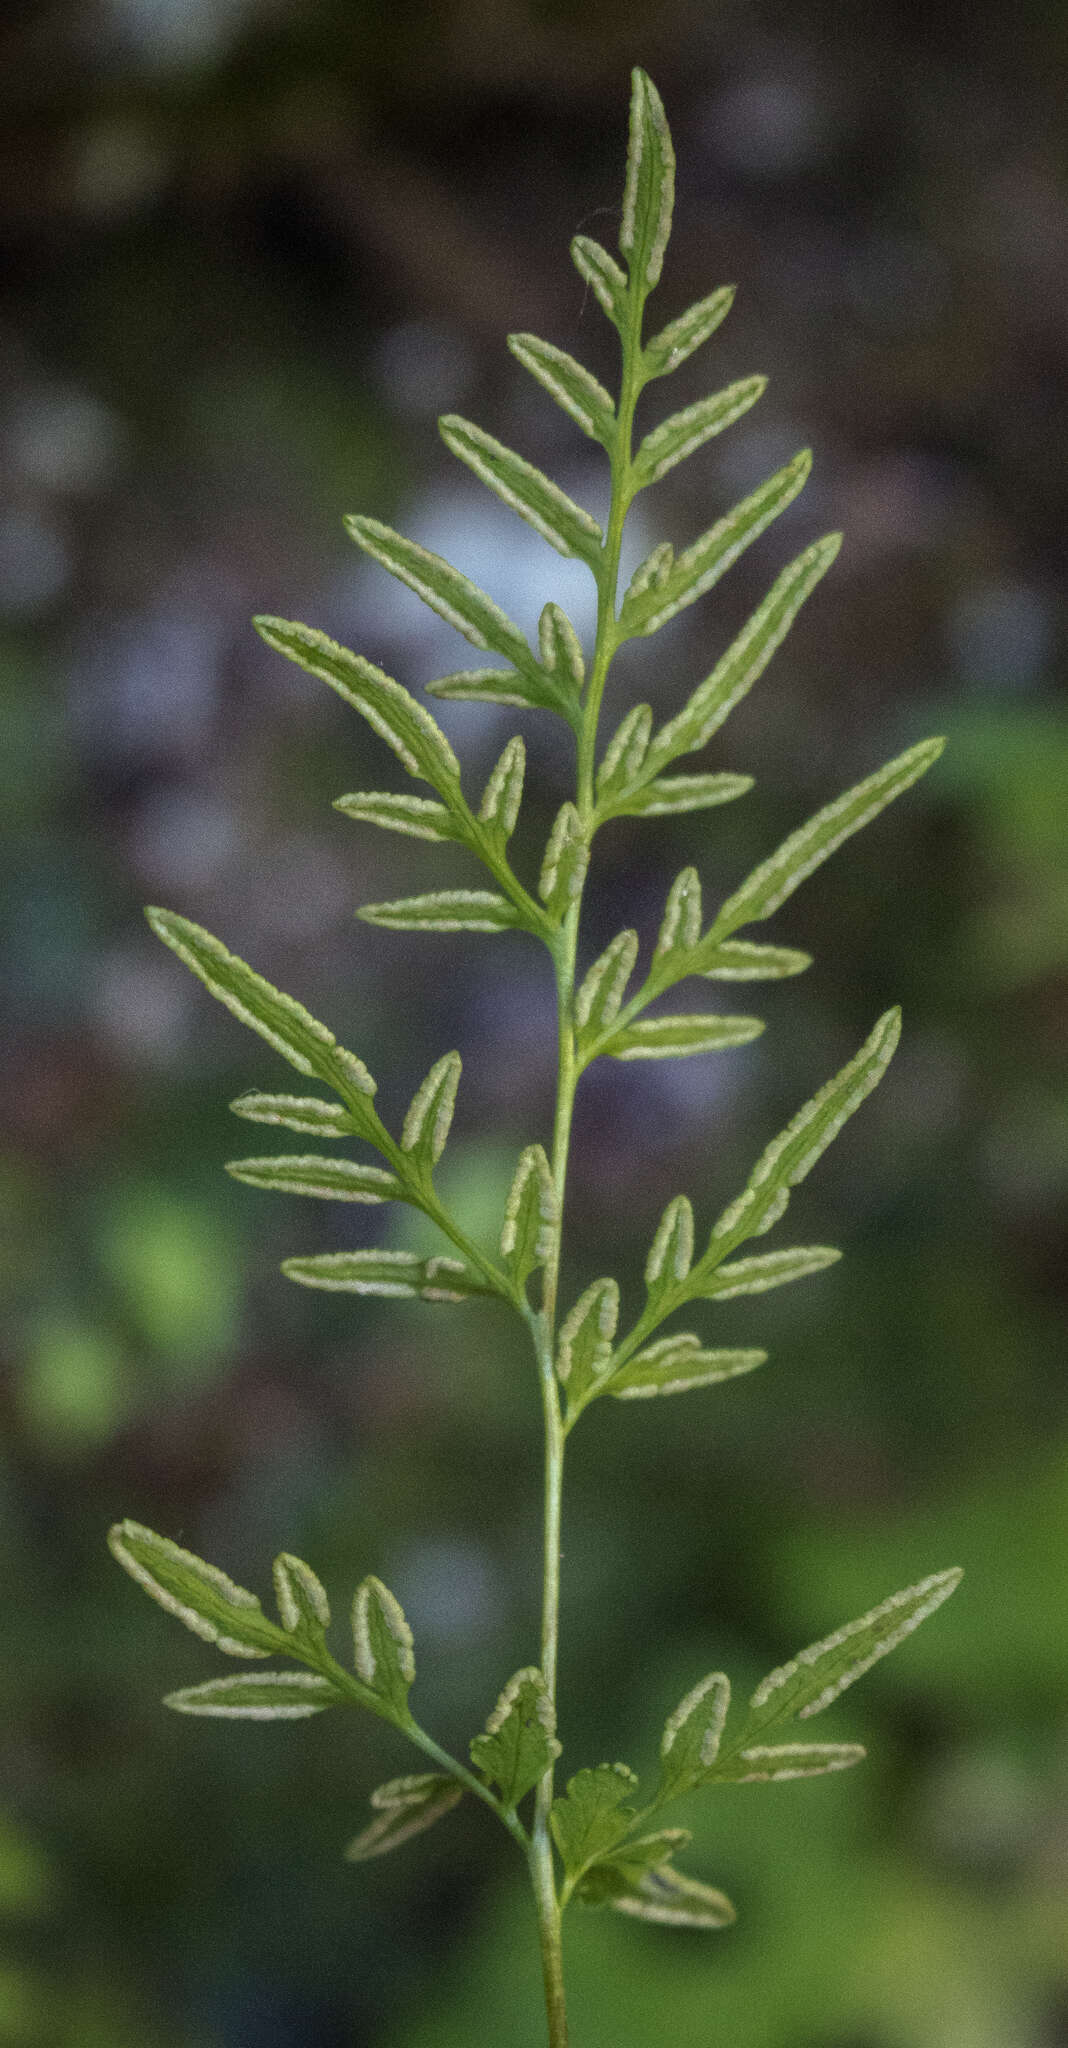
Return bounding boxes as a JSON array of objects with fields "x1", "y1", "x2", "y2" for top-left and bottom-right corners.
[{"x1": 111, "y1": 67, "x2": 960, "y2": 2040}]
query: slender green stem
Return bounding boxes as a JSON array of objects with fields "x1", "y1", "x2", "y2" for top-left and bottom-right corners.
[
  {"x1": 404, "y1": 1719, "x2": 531, "y2": 1850},
  {"x1": 523, "y1": 279, "x2": 648, "y2": 2048}
]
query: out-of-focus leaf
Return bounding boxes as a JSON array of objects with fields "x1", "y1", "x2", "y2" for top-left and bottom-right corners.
[
  {"x1": 713, "y1": 739, "x2": 946, "y2": 936},
  {"x1": 352, "y1": 1575, "x2": 415, "y2": 1719},
  {"x1": 611, "y1": 1337, "x2": 766, "y2": 1401},
  {"x1": 507, "y1": 334, "x2": 615, "y2": 447},
  {"x1": 164, "y1": 1673, "x2": 341, "y2": 1718},
  {"x1": 633, "y1": 376, "x2": 766, "y2": 488},
  {"x1": 619, "y1": 68, "x2": 675, "y2": 290},
  {"x1": 345, "y1": 1775, "x2": 463, "y2": 1861},
  {"x1": 401, "y1": 1051, "x2": 461, "y2": 1172},
  {"x1": 343, "y1": 518, "x2": 532, "y2": 670},
  {"x1": 643, "y1": 284, "x2": 735, "y2": 377},
  {"x1": 470, "y1": 1668, "x2": 559, "y2": 1807},
  {"x1": 439, "y1": 415, "x2": 602, "y2": 562},
  {"x1": 226, "y1": 1157, "x2": 403, "y2": 1203},
  {"x1": 619, "y1": 452, "x2": 812, "y2": 639},
  {"x1": 601, "y1": 1862, "x2": 736, "y2": 1928},
  {"x1": 108, "y1": 1521, "x2": 278, "y2": 1658}
]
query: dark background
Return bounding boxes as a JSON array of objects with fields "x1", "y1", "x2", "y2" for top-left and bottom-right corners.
[{"x1": 2, "y1": 2, "x2": 1066, "y2": 2043}]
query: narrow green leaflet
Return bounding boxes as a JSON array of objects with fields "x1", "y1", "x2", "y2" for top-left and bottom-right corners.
[
  {"x1": 643, "y1": 283, "x2": 735, "y2": 378},
  {"x1": 619, "y1": 452, "x2": 813, "y2": 640},
  {"x1": 401, "y1": 1051, "x2": 461, "y2": 1173},
  {"x1": 538, "y1": 603, "x2": 585, "y2": 705},
  {"x1": 556, "y1": 1278, "x2": 619, "y2": 1408},
  {"x1": 570, "y1": 234, "x2": 627, "y2": 328},
  {"x1": 603, "y1": 1014, "x2": 764, "y2": 1061},
  {"x1": 656, "y1": 867, "x2": 703, "y2": 962},
  {"x1": 713, "y1": 1742, "x2": 866, "y2": 1783},
  {"x1": 645, "y1": 534, "x2": 842, "y2": 777},
  {"x1": 700, "y1": 940, "x2": 812, "y2": 980},
  {"x1": 229, "y1": 1093, "x2": 353, "y2": 1137},
  {"x1": 596, "y1": 704, "x2": 653, "y2": 800},
  {"x1": 602, "y1": 1863, "x2": 736, "y2": 1929},
  {"x1": 108, "y1": 1520, "x2": 280, "y2": 1658},
  {"x1": 254, "y1": 618, "x2": 461, "y2": 794},
  {"x1": 658, "y1": 1672, "x2": 731, "y2": 1800},
  {"x1": 624, "y1": 542, "x2": 674, "y2": 611},
  {"x1": 619, "y1": 68, "x2": 675, "y2": 291},
  {"x1": 574, "y1": 930, "x2": 639, "y2": 1039},
  {"x1": 273, "y1": 1553, "x2": 331, "y2": 1644},
  {"x1": 699, "y1": 1246, "x2": 841, "y2": 1299},
  {"x1": 358, "y1": 889, "x2": 525, "y2": 934},
  {"x1": 164, "y1": 1673, "x2": 341, "y2": 1718},
  {"x1": 644, "y1": 1196, "x2": 694, "y2": 1312},
  {"x1": 608, "y1": 772, "x2": 753, "y2": 820},
  {"x1": 550, "y1": 1764, "x2": 640, "y2": 1879},
  {"x1": 500, "y1": 1145, "x2": 559, "y2": 1292},
  {"x1": 281, "y1": 1251, "x2": 493, "y2": 1302},
  {"x1": 439, "y1": 415, "x2": 603, "y2": 564},
  {"x1": 346, "y1": 1775, "x2": 463, "y2": 1861},
  {"x1": 539, "y1": 803, "x2": 589, "y2": 920},
  {"x1": 226, "y1": 1157, "x2": 403, "y2": 1203},
  {"x1": 334, "y1": 792, "x2": 462, "y2": 844},
  {"x1": 745, "y1": 1570, "x2": 963, "y2": 1735},
  {"x1": 426, "y1": 668, "x2": 552, "y2": 712},
  {"x1": 477, "y1": 735, "x2": 525, "y2": 845},
  {"x1": 507, "y1": 334, "x2": 615, "y2": 448},
  {"x1": 705, "y1": 1009, "x2": 901, "y2": 1260},
  {"x1": 633, "y1": 376, "x2": 767, "y2": 489},
  {"x1": 147, "y1": 911, "x2": 378, "y2": 1113},
  {"x1": 611, "y1": 1338, "x2": 766, "y2": 1401},
  {"x1": 470, "y1": 1668, "x2": 560, "y2": 1808},
  {"x1": 344, "y1": 517, "x2": 532, "y2": 671},
  {"x1": 713, "y1": 739, "x2": 946, "y2": 938},
  {"x1": 575, "y1": 1831, "x2": 691, "y2": 1905},
  {"x1": 352, "y1": 1575, "x2": 416, "y2": 1720}
]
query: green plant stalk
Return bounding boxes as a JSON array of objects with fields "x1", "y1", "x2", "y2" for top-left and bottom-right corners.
[{"x1": 524, "y1": 270, "x2": 650, "y2": 2048}]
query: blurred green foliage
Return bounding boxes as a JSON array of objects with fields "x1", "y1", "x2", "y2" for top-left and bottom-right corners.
[{"x1": 1, "y1": 1, "x2": 1065, "y2": 2043}]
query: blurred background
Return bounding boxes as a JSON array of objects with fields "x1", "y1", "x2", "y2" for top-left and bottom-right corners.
[{"x1": 1, "y1": 1, "x2": 1066, "y2": 2043}]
